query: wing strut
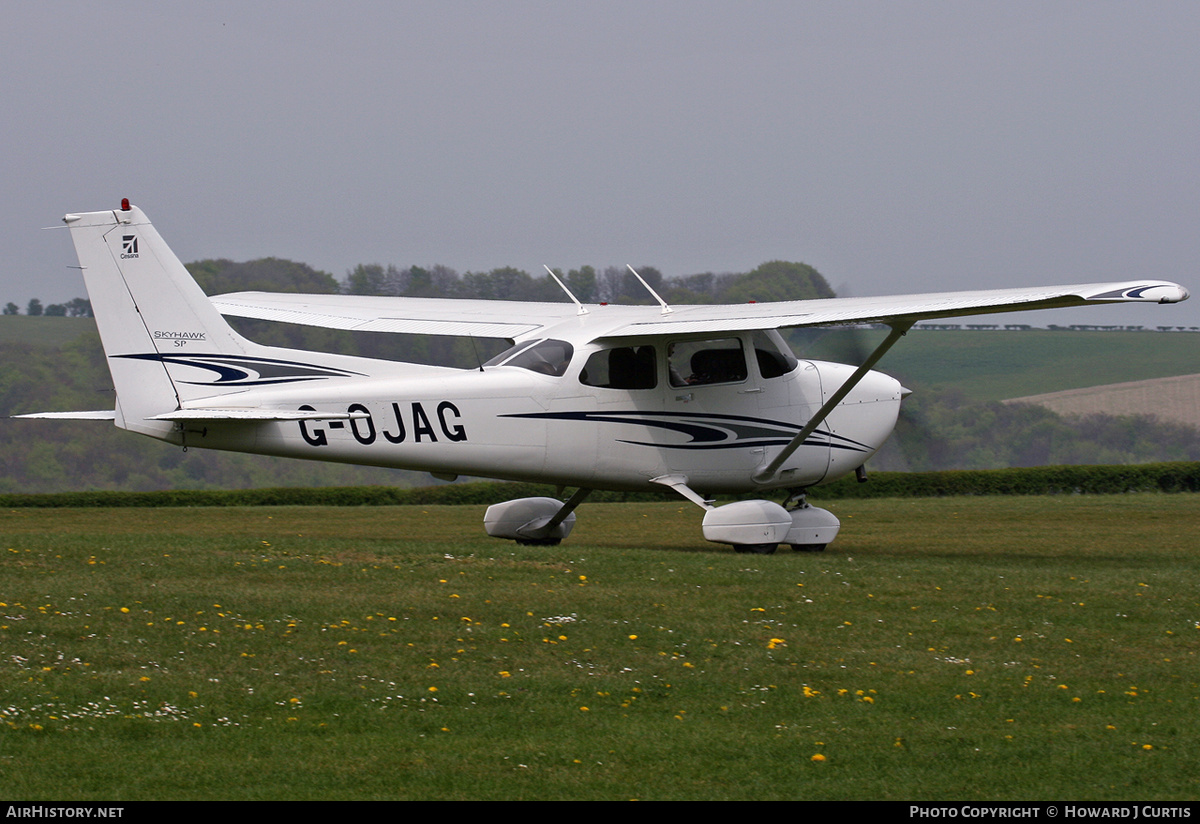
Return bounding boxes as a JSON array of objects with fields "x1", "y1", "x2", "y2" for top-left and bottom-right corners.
[{"x1": 753, "y1": 321, "x2": 913, "y2": 484}]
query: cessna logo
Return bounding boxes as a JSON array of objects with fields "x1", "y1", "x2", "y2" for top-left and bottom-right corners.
[{"x1": 120, "y1": 235, "x2": 139, "y2": 259}]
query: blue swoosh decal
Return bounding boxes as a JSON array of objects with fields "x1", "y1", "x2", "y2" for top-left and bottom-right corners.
[
  {"x1": 115, "y1": 353, "x2": 365, "y2": 386},
  {"x1": 502, "y1": 410, "x2": 872, "y2": 453}
]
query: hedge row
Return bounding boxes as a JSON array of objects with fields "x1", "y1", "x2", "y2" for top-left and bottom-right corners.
[
  {"x1": 811, "y1": 461, "x2": 1200, "y2": 499},
  {"x1": 1, "y1": 462, "x2": 1198, "y2": 509}
]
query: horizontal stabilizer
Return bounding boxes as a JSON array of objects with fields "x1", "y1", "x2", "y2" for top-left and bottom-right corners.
[
  {"x1": 148, "y1": 408, "x2": 370, "y2": 422},
  {"x1": 13, "y1": 410, "x2": 117, "y2": 420}
]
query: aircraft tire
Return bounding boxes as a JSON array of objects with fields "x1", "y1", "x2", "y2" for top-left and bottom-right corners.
[
  {"x1": 733, "y1": 543, "x2": 778, "y2": 555},
  {"x1": 515, "y1": 538, "x2": 562, "y2": 546}
]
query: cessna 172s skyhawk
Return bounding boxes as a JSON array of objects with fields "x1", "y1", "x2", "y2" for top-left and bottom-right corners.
[{"x1": 21, "y1": 201, "x2": 1189, "y2": 553}]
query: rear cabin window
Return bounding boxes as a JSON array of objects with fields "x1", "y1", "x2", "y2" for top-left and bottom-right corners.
[
  {"x1": 579, "y1": 345, "x2": 657, "y2": 389},
  {"x1": 668, "y1": 338, "x2": 747, "y2": 387}
]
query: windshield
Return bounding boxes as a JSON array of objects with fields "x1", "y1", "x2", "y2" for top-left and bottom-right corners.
[{"x1": 483, "y1": 339, "x2": 574, "y2": 377}]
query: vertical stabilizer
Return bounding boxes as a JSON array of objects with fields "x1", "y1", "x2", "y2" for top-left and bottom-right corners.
[{"x1": 63, "y1": 202, "x2": 256, "y2": 438}]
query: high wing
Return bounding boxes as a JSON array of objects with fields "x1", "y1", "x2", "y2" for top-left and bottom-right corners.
[
  {"x1": 595, "y1": 281, "x2": 1189, "y2": 337},
  {"x1": 210, "y1": 292, "x2": 583, "y2": 339},
  {"x1": 213, "y1": 280, "x2": 1188, "y2": 342}
]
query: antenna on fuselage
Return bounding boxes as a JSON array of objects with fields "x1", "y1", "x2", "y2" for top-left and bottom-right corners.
[
  {"x1": 468, "y1": 336, "x2": 485, "y2": 372},
  {"x1": 626, "y1": 264, "x2": 672, "y2": 314},
  {"x1": 543, "y1": 265, "x2": 589, "y2": 315}
]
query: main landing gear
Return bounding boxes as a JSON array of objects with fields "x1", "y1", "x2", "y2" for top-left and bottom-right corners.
[
  {"x1": 483, "y1": 484, "x2": 840, "y2": 555},
  {"x1": 483, "y1": 488, "x2": 592, "y2": 546}
]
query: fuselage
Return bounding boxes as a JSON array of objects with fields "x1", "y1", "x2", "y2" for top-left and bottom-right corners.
[{"x1": 176, "y1": 330, "x2": 905, "y2": 494}]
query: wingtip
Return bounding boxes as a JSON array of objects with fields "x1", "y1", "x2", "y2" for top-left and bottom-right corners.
[{"x1": 1146, "y1": 282, "x2": 1190, "y2": 303}]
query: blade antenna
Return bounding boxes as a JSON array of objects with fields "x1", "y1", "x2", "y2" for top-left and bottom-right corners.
[
  {"x1": 469, "y1": 336, "x2": 485, "y2": 372},
  {"x1": 543, "y1": 265, "x2": 589, "y2": 315},
  {"x1": 626, "y1": 264, "x2": 672, "y2": 314}
]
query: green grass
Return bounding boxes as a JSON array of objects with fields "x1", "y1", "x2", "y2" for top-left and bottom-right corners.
[{"x1": 2, "y1": 496, "x2": 1198, "y2": 800}]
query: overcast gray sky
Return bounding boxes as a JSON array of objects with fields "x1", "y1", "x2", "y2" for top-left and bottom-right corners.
[{"x1": 4, "y1": 1, "x2": 1197, "y2": 328}]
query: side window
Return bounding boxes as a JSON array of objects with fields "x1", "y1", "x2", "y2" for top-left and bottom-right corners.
[
  {"x1": 751, "y1": 330, "x2": 798, "y2": 379},
  {"x1": 484, "y1": 339, "x2": 574, "y2": 377},
  {"x1": 668, "y1": 338, "x2": 747, "y2": 387},
  {"x1": 580, "y1": 345, "x2": 657, "y2": 389}
]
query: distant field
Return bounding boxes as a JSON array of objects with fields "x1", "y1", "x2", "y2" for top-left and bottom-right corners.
[
  {"x1": 0, "y1": 315, "x2": 96, "y2": 348},
  {"x1": 1009, "y1": 374, "x2": 1200, "y2": 429},
  {"x1": 797, "y1": 329, "x2": 1200, "y2": 401}
]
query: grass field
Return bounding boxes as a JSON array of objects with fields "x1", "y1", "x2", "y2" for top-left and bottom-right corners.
[
  {"x1": 1008, "y1": 374, "x2": 1200, "y2": 430},
  {"x1": 2, "y1": 496, "x2": 1198, "y2": 800}
]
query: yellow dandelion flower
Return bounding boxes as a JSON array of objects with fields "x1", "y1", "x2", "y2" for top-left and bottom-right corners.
[{"x1": 811, "y1": 754, "x2": 826, "y2": 762}]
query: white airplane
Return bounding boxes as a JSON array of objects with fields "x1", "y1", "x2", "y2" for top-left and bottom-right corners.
[{"x1": 20, "y1": 201, "x2": 1190, "y2": 553}]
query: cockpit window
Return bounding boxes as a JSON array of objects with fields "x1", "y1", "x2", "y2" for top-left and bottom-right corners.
[
  {"x1": 752, "y1": 330, "x2": 798, "y2": 379},
  {"x1": 668, "y1": 338, "x2": 747, "y2": 387},
  {"x1": 579, "y1": 345, "x2": 657, "y2": 389},
  {"x1": 483, "y1": 338, "x2": 574, "y2": 377}
]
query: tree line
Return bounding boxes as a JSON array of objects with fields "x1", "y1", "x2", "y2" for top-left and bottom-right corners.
[
  {"x1": 182, "y1": 256, "x2": 835, "y2": 305},
  {"x1": 5, "y1": 256, "x2": 831, "y2": 319},
  {"x1": 4, "y1": 298, "x2": 93, "y2": 317}
]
